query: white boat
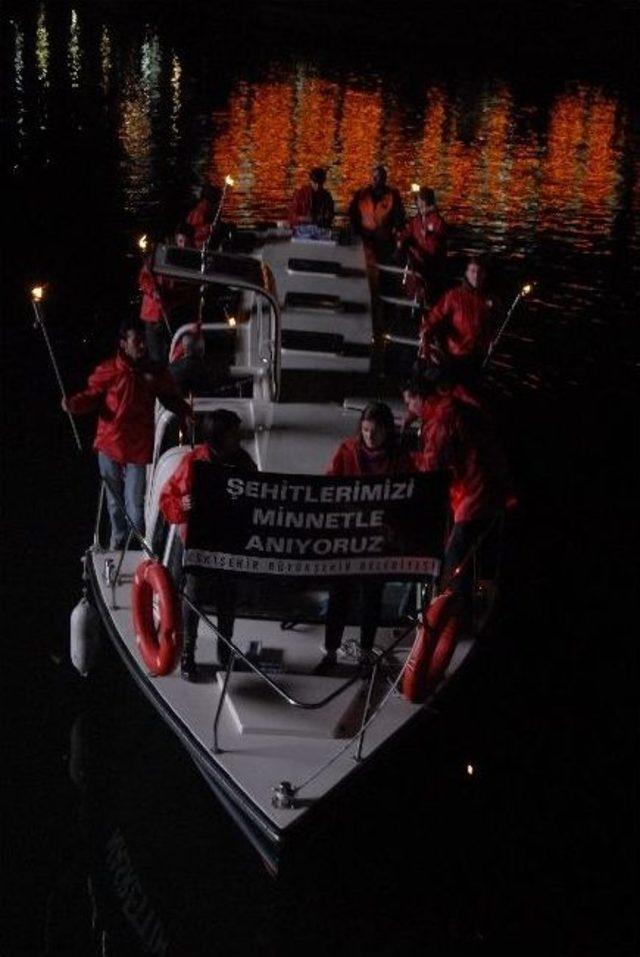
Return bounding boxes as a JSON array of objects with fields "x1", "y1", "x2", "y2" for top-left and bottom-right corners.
[
  {"x1": 80, "y1": 244, "x2": 482, "y2": 872},
  {"x1": 257, "y1": 228, "x2": 374, "y2": 373}
]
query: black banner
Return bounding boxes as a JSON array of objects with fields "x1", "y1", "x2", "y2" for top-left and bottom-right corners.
[{"x1": 184, "y1": 466, "x2": 450, "y2": 580}]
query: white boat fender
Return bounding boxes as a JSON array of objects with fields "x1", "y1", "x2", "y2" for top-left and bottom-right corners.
[{"x1": 70, "y1": 596, "x2": 101, "y2": 677}]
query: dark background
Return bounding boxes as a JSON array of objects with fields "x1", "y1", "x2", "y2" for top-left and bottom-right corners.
[{"x1": 2, "y1": 2, "x2": 638, "y2": 954}]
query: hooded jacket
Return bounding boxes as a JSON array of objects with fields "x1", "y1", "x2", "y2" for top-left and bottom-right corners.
[
  {"x1": 414, "y1": 393, "x2": 514, "y2": 523},
  {"x1": 159, "y1": 443, "x2": 257, "y2": 536},
  {"x1": 290, "y1": 185, "x2": 335, "y2": 228},
  {"x1": 420, "y1": 282, "x2": 498, "y2": 360},
  {"x1": 66, "y1": 353, "x2": 190, "y2": 465},
  {"x1": 327, "y1": 436, "x2": 414, "y2": 477}
]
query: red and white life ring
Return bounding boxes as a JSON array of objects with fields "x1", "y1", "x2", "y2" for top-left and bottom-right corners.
[
  {"x1": 132, "y1": 560, "x2": 182, "y2": 676},
  {"x1": 401, "y1": 589, "x2": 465, "y2": 703}
]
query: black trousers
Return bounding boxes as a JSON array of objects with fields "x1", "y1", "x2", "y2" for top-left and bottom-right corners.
[
  {"x1": 325, "y1": 581, "x2": 384, "y2": 653},
  {"x1": 182, "y1": 573, "x2": 237, "y2": 667},
  {"x1": 144, "y1": 321, "x2": 169, "y2": 365},
  {"x1": 441, "y1": 515, "x2": 501, "y2": 606}
]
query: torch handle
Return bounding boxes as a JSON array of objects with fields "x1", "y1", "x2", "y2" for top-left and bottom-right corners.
[
  {"x1": 482, "y1": 292, "x2": 522, "y2": 369},
  {"x1": 210, "y1": 182, "x2": 228, "y2": 234},
  {"x1": 32, "y1": 301, "x2": 83, "y2": 452}
]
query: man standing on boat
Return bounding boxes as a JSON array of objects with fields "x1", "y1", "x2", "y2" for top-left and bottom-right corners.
[
  {"x1": 138, "y1": 224, "x2": 195, "y2": 364},
  {"x1": 63, "y1": 320, "x2": 192, "y2": 550},
  {"x1": 398, "y1": 186, "x2": 447, "y2": 302},
  {"x1": 349, "y1": 165, "x2": 406, "y2": 264},
  {"x1": 418, "y1": 256, "x2": 500, "y2": 385},
  {"x1": 159, "y1": 409, "x2": 257, "y2": 680},
  {"x1": 402, "y1": 366, "x2": 514, "y2": 629},
  {"x1": 289, "y1": 167, "x2": 335, "y2": 229},
  {"x1": 186, "y1": 182, "x2": 220, "y2": 248}
]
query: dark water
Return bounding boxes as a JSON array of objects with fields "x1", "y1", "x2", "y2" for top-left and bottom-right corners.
[{"x1": 2, "y1": 2, "x2": 638, "y2": 955}]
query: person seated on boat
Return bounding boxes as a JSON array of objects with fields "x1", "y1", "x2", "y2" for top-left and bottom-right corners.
[
  {"x1": 418, "y1": 256, "x2": 500, "y2": 388},
  {"x1": 62, "y1": 320, "x2": 192, "y2": 551},
  {"x1": 319, "y1": 402, "x2": 415, "y2": 671},
  {"x1": 169, "y1": 331, "x2": 232, "y2": 397},
  {"x1": 348, "y1": 165, "x2": 406, "y2": 265},
  {"x1": 402, "y1": 366, "x2": 514, "y2": 631},
  {"x1": 289, "y1": 167, "x2": 335, "y2": 230},
  {"x1": 186, "y1": 181, "x2": 223, "y2": 249},
  {"x1": 397, "y1": 187, "x2": 447, "y2": 303},
  {"x1": 159, "y1": 409, "x2": 257, "y2": 680}
]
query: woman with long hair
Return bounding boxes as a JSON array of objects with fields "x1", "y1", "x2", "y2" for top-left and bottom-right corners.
[{"x1": 321, "y1": 402, "x2": 414, "y2": 668}]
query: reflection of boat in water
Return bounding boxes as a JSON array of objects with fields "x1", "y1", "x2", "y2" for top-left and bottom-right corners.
[{"x1": 79, "y1": 239, "x2": 486, "y2": 872}]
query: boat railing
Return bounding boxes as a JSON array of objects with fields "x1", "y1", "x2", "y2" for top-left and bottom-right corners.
[
  {"x1": 153, "y1": 244, "x2": 281, "y2": 401},
  {"x1": 91, "y1": 476, "x2": 423, "y2": 716},
  {"x1": 91, "y1": 476, "x2": 495, "y2": 792}
]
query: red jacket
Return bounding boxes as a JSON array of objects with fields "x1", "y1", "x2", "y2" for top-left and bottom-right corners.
[
  {"x1": 414, "y1": 394, "x2": 513, "y2": 523},
  {"x1": 419, "y1": 283, "x2": 498, "y2": 360},
  {"x1": 186, "y1": 198, "x2": 215, "y2": 247},
  {"x1": 160, "y1": 443, "x2": 257, "y2": 534},
  {"x1": 289, "y1": 185, "x2": 335, "y2": 228},
  {"x1": 139, "y1": 261, "x2": 197, "y2": 325},
  {"x1": 348, "y1": 186, "x2": 405, "y2": 242},
  {"x1": 403, "y1": 210, "x2": 447, "y2": 263},
  {"x1": 66, "y1": 354, "x2": 190, "y2": 465},
  {"x1": 327, "y1": 437, "x2": 414, "y2": 476},
  {"x1": 138, "y1": 261, "x2": 163, "y2": 323}
]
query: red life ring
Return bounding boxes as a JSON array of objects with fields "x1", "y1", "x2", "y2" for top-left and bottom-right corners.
[
  {"x1": 401, "y1": 589, "x2": 464, "y2": 703},
  {"x1": 132, "y1": 560, "x2": 182, "y2": 676}
]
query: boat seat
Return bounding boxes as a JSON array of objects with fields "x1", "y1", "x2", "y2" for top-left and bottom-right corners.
[
  {"x1": 284, "y1": 291, "x2": 368, "y2": 314},
  {"x1": 288, "y1": 258, "x2": 343, "y2": 276}
]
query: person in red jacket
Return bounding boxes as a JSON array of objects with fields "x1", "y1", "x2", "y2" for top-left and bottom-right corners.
[
  {"x1": 186, "y1": 182, "x2": 223, "y2": 248},
  {"x1": 419, "y1": 257, "x2": 500, "y2": 383},
  {"x1": 348, "y1": 165, "x2": 406, "y2": 264},
  {"x1": 159, "y1": 409, "x2": 257, "y2": 679},
  {"x1": 289, "y1": 167, "x2": 335, "y2": 228},
  {"x1": 321, "y1": 402, "x2": 414, "y2": 669},
  {"x1": 398, "y1": 187, "x2": 447, "y2": 301},
  {"x1": 402, "y1": 368, "x2": 514, "y2": 625},
  {"x1": 138, "y1": 225, "x2": 196, "y2": 363},
  {"x1": 63, "y1": 321, "x2": 191, "y2": 550}
]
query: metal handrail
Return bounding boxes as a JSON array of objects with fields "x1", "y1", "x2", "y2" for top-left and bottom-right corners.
[
  {"x1": 93, "y1": 476, "x2": 492, "y2": 670},
  {"x1": 92, "y1": 479, "x2": 423, "y2": 709}
]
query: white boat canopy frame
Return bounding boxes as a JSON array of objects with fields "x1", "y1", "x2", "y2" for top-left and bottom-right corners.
[{"x1": 152, "y1": 244, "x2": 282, "y2": 402}]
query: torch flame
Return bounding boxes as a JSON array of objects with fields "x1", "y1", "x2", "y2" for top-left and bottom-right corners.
[
  {"x1": 522, "y1": 283, "x2": 533, "y2": 296},
  {"x1": 138, "y1": 234, "x2": 148, "y2": 252},
  {"x1": 227, "y1": 316, "x2": 237, "y2": 328},
  {"x1": 224, "y1": 175, "x2": 235, "y2": 187},
  {"x1": 410, "y1": 183, "x2": 420, "y2": 193},
  {"x1": 31, "y1": 285, "x2": 45, "y2": 302}
]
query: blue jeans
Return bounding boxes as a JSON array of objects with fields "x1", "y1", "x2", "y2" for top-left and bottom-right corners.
[{"x1": 98, "y1": 453, "x2": 146, "y2": 549}]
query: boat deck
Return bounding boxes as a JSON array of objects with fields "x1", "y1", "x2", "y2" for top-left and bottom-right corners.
[{"x1": 89, "y1": 549, "x2": 473, "y2": 842}]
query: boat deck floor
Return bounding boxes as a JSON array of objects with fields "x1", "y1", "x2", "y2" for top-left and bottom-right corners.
[{"x1": 90, "y1": 550, "x2": 473, "y2": 837}]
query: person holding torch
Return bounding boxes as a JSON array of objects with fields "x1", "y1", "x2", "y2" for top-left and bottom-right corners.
[{"x1": 62, "y1": 320, "x2": 192, "y2": 550}]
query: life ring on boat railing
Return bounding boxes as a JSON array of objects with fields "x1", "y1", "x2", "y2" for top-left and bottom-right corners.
[
  {"x1": 132, "y1": 560, "x2": 182, "y2": 676},
  {"x1": 401, "y1": 589, "x2": 465, "y2": 703}
]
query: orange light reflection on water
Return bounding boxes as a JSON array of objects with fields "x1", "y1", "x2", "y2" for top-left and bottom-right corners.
[
  {"x1": 203, "y1": 73, "x2": 622, "y2": 246},
  {"x1": 293, "y1": 76, "x2": 339, "y2": 187},
  {"x1": 336, "y1": 86, "x2": 383, "y2": 204}
]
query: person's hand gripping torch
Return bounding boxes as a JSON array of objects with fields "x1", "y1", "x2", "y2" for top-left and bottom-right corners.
[
  {"x1": 483, "y1": 282, "x2": 535, "y2": 369},
  {"x1": 30, "y1": 285, "x2": 83, "y2": 452}
]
